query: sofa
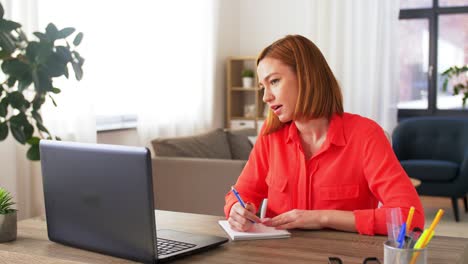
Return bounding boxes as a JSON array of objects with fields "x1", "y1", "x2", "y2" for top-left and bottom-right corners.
[{"x1": 150, "y1": 128, "x2": 256, "y2": 216}]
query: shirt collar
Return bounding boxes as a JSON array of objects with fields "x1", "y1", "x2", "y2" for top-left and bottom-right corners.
[
  {"x1": 285, "y1": 114, "x2": 346, "y2": 146},
  {"x1": 327, "y1": 113, "x2": 346, "y2": 147}
]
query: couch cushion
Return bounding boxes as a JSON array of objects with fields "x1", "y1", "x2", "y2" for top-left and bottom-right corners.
[
  {"x1": 152, "y1": 128, "x2": 232, "y2": 159},
  {"x1": 225, "y1": 128, "x2": 255, "y2": 160},
  {"x1": 400, "y1": 160, "x2": 459, "y2": 182}
]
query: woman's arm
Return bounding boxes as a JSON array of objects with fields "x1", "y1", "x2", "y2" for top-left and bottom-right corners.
[
  {"x1": 355, "y1": 126, "x2": 424, "y2": 235},
  {"x1": 264, "y1": 209, "x2": 356, "y2": 232}
]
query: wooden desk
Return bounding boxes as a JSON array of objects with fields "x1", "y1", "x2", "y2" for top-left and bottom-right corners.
[{"x1": 1, "y1": 210, "x2": 467, "y2": 264}]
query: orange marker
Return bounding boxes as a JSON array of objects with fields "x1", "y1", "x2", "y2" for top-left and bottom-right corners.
[{"x1": 406, "y1": 206, "x2": 415, "y2": 233}]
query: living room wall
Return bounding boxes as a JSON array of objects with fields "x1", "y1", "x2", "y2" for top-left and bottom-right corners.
[{"x1": 98, "y1": 0, "x2": 342, "y2": 147}]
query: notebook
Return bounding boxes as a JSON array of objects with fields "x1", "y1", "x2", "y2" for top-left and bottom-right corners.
[{"x1": 218, "y1": 220, "x2": 291, "y2": 240}]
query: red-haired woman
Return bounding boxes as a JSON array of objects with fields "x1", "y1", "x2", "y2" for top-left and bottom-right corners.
[{"x1": 224, "y1": 35, "x2": 424, "y2": 235}]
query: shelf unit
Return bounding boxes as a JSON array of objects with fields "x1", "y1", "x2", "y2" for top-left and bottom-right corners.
[{"x1": 226, "y1": 56, "x2": 266, "y2": 133}]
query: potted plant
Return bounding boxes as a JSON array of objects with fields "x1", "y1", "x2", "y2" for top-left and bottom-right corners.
[
  {"x1": 441, "y1": 65, "x2": 468, "y2": 108},
  {"x1": 241, "y1": 69, "x2": 254, "y2": 88},
  {"x1": 0, "y1": 187, "x2": 16, "y2": 242},
  {"x1": 0, "y1": 3, "x2": 84, "y2": 160}
]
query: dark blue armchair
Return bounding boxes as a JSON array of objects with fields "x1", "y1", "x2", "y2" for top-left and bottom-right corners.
[{"x1": 392, "y1": 117, "x2": 468, "y2": 222}]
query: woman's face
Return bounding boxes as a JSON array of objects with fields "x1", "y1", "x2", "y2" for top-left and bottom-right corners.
[{"x1": 257, "y1": 57, "x2": 299, "y2": 123}]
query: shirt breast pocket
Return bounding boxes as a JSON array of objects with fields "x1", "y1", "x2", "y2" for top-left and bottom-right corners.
[
  {"x1": 265, "y1": 171, "x2": 290, "y2": 215},
  {"x1": 319, "y1": 184, "x2": 359, "y2": 201}
]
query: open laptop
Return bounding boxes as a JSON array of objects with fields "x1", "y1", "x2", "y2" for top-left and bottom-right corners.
[{"x1": 39, "y1": 140, "x2": 228, "y2": 263}]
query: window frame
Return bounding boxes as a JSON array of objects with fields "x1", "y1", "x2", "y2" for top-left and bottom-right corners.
[{"x1": 398, "y1": 0, "x2": 468, "y2": 119}]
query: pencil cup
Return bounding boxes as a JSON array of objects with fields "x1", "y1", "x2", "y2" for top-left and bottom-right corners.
[{"x1": 384, "y1": 241, "x2": 427, "y2": 264}]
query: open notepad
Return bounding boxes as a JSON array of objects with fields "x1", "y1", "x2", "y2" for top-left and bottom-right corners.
[{"x1": 218, "y1": 220, "x2": 291, "y2": 240}]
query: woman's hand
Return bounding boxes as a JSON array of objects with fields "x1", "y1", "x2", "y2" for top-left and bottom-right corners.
[
  {"x1": 228, "y1": 202, "x2": 261, "y2": 231},
  {"x1": 262, "y1": 209, "x2": 325, "y2": 230},
  {"x1": 263, "y1": 209, "x2": 356, "y2": 232}
]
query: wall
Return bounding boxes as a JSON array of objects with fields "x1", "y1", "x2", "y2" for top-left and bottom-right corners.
[
  {"x1": 239, "y1": 0, "x2": 312, "y2": 56},
  {"x1": 97, "y1": 0, "x2": 241, "y2": 147}
]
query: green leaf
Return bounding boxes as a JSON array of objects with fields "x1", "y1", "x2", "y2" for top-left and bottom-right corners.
[
  {"x1": 0, "y1": 122, "x2": 8, "y2": 141},
  {"x1": 18, "y1": 77, "x2": 33, "y2": 92},
  {"x1": 9, "y1": 113, "x2": 32, "y2": 144},
  {"x1": 0, "y1": 4, "x2": 4, "y2": 19},
  {"x1": 10, "y1": 122, "x2": 26, "y2": 144},
  {"x1": 1, "y1": 59, "x2": 30, "y2": 78},
  {"x1": 58, "y1": 27, "x2": 75, "y2": 39},
  {"x1": 36, "y1": 121, "x2": 49, "y2": 134},
  {"x1": 45, "y1": 53, "x2": 67, "y2": 77},
  {"x1": 31, "y1": 110, "x2": 42, "y2": 123},
  {"x1": 33, "y1": 32, "x2": 48, "y2": 42},
  {"x1": 73, "y1": 32, "x2": 83, "y2": 46},
  {"x1": 442, "y1": 78, "x2": 449, "y2": 92},
  {"x1": 51, "y1": 87, "x2": 61, "y2": 94},
  {"x1": 32, "y1": 67, "x2": 53, "y2": 92},
  {"x1": 7, "y1": 91, "x2": 26, "y2": 109},
  {"x1": 55, "y1": 46, "x2": 72, "y2": 62},
  {"x1": 32, "y1": 93, "x2": 46, "y2": 110},
  {"x1": 0, "y1": 48, "x2": 9, "y2": 59},
  {"x1": 64, "y1": 65, "x2": 69, "y2": 78},
  {"x1": 37, "y1": 42, "x2": 54, "y2": 64},
  {"x1": 48, "y1": 94, "x2": 57, "y2": 107},
  {"x1": 45, "y1": 23, "x2": 59, "y2": 40},
  {"x1": 0, "y1": 19, "x2": 22, "y2": 32},
  {"x1": 27, "y1": 136, "x2": 40, "y2": 145},
  {"x1": 7, "y1": 76, "x2": 16, "y2": 87},
  {"x1": 24, "y1": 123, "x2": 34, "y2": 139},
  {"x1": 73, "y1": 51, "x2": 84, "y2": 66},
  {"x1": 0, "y1": 31, "x2": 16, "y2": 54},
  {"x1": 27, "y1": 144, "x2": 40, "y2": 160},
  {"x1": 0, "y1": 99, "x2": 8, "y2": 117},
  {"x1": 71, "y1": 60, "x2": 83, "y2": 80}
]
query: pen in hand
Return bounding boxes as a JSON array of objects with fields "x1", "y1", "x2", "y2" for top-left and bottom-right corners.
[{"x1": 231, "y1": 186, "x2": 255, "y2": 224}]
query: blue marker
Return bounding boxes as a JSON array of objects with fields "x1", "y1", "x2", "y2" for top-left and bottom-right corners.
[
  {"x1": 397, "y1": 223, "x2": 407, "y2": 248},
  {"x1": 231, "y1": 186, "x2": 254, "y2": 223}
]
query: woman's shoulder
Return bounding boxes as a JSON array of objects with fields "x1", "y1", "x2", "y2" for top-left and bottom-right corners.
[{"x1": 341, "y1": 112, "x2": 384, "y2": 138}]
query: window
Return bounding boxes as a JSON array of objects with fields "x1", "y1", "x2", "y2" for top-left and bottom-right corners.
[{"x1": 398, "y1": 0, "x2": 468, "y2": 118}]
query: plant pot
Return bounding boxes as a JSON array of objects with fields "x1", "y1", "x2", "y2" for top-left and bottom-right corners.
[
  {"x1": 242, "y1": 77, "x2": 254, "y2": 88},
  {"x1": 0, "y1": 211, "x2": 17, "y2": 242}
]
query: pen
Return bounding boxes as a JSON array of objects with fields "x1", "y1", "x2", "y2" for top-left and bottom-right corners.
[
  {"x1": 260, "y1": 198, "x2": 268, "y2": 219},
  {"x1": 397, "y1": 223, "x2": 406, "y2": 248},
  {"x1": 406, "y1": 206, "x2": 415, "y2": 233},
  {"x1": 231, "y1": 186, "x2": 254, "y2": 223}
]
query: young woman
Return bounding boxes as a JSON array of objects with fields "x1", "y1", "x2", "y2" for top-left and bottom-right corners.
[{"x1": 224, "y1": 35, "x2": 424, "y2": 235}]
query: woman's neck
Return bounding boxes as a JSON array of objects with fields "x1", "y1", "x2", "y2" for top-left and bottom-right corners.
[
  {"x1": 295, "y1": 117, "x2": 329, "y2": 142},
  {"x1": 295, "y1": 117, "x2": 330, "y2": 159}
]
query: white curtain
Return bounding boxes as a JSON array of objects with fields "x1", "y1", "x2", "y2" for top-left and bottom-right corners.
[
  {"x1": 0, "y1": 0, "x2": 96, "y2": 220},
  {"x1": 308, "y1": 0, "x2": 400, "y2": 132},
  {"x1": 136, "y1": 0, "x2": 218, "y2": 147}
]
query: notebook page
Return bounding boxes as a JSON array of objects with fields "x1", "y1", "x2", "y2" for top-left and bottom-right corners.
[{"x1": 218, "y1": 220, "x2": 291, "y2": 240}]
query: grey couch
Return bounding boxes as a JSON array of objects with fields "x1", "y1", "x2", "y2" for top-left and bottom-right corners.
[{"x1": 151, "y1": 128, "x2": 256, "y2": 216}]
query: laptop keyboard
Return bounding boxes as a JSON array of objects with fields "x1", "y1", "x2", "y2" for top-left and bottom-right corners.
[{"x1": 157, "y1": 237, "x2": 196, "y2": 256}]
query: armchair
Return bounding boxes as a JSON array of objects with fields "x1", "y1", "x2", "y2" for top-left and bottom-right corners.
[{"x1": 392, "y1": 117, "x2": 468, "y2": 221}]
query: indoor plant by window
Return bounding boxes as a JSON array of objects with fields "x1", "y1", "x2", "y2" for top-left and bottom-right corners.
[
  {"x1": 0, "y1": 3, "x2": 84, "y2": 160},
  {"x1": 0, "y1": 187, "x2": 16, "y2": 242},
  {"x1": 241, "y1": 69, "x2": 254, "y2": 88},
  {"x1": 441, "y1": 65, "x2": 468, "y2": 108}
]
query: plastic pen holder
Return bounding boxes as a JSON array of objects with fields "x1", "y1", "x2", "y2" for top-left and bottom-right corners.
[{"x1": 384, "y1": 241, "x2": 427, "y2": 264}]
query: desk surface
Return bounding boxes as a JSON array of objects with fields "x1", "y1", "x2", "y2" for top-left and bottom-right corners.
[{"x1": 1, "y1": 210, "x2": 467, "y2": 264}]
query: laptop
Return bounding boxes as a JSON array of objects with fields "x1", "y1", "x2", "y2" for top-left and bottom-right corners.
[{"x1": 39, "y1": 140, "x2": 228, "y2": 263}]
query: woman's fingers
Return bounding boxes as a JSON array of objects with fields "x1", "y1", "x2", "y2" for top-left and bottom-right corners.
[{"x1": 232, "y1": 203, "x2": 261, "y2": 223}]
